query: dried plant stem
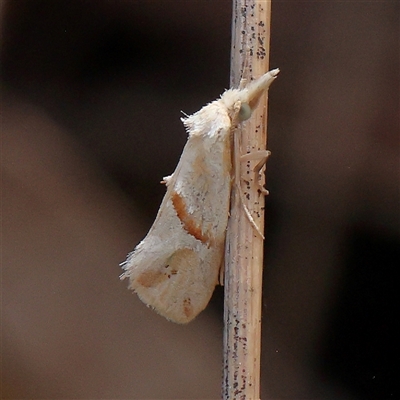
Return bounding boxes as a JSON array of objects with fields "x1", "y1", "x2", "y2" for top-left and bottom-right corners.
[{"x1": 223, "y1": 0, "x2": 272, "y2": 399}]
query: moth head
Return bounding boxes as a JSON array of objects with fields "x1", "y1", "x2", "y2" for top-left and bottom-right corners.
[{"x1": 237, "y1": 68, "x2": 280, "y2": 121}]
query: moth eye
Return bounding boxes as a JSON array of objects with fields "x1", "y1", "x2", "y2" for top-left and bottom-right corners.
[{"x1": 238, "y1": 103, "x2": 252, "y2": 121}]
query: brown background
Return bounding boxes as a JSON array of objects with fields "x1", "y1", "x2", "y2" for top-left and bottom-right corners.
[{"x1": 1, "y1": 1, "x2": 399, "y2": 399}]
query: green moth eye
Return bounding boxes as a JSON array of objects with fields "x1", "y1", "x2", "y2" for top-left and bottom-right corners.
[{"x1": 238, "y1": 103, "x2": 252, "y2": 121}]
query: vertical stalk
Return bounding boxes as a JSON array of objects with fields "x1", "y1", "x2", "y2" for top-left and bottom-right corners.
[{"x1": 223, "y1": 1, "x2": 272, "y2": 399}]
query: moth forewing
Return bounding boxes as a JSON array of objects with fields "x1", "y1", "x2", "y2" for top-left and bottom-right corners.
[
  {"x1": 121, "y1": 101, "x2": 234, "y2": 324},
  {"x1": 121, "y1": 68, "x2": 279, "y2": 324}
]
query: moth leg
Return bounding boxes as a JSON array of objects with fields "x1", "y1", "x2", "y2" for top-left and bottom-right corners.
[
  {"x1": 161, "y1": 174, "x2": 173, "y2": 185},
  {"x1": 219, "y1": 258, "x2": 225, "y2": 286},
  {"x1": 240, "y1": 150, "x2": 271, "y2": 195}
]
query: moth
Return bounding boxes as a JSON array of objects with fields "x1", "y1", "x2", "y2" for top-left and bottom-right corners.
[{"x1": 121, "y1": 68, "x2": 279, "y2": 323}]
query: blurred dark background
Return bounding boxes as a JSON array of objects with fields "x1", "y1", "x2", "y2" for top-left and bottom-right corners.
[{"x1": 1, "y1": 1, "x2": 399, "y2": 399}]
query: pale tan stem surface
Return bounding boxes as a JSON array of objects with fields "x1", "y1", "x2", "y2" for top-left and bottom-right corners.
[{"x1": 223, "y1": 1, "x2": 272, "y2": 398}]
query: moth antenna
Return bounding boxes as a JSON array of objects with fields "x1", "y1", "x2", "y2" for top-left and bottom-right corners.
[
  {"x1": 239, "y1": 77, "x2": 248, "y2": 90},
  {"x1": 237, "y1": 183, "x2": 265, "y2": 239},
  {"x1": 237, "y1": 46, "x2": 256, "y2": 89},
  {"x1": 233, "y1": 125, "x2": 264, "y2": 239}
]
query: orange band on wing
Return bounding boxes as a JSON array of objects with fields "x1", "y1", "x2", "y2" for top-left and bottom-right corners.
[{"x1": 171, "y1": 191, "x2": 211, "y2": 245}]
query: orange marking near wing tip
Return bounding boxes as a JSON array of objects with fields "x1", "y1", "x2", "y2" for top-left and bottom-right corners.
[
  {"x1": 171, "y1": 190, "x2": 212, "y2": 245},
  {"x1": 183, "y1": 297, "x2": 193, "y2": 319}
]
